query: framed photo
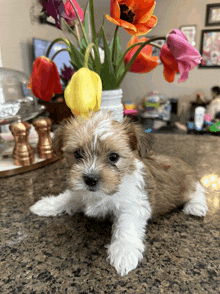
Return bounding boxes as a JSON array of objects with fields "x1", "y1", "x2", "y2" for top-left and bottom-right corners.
[
  {"x1": 179, "y1": 25, "x2": 196, "y2": 46},
  {"x1": 205, "y1": 3, "x2": 220, "y2": 26},
  {"x1": 149, "y1": 38, "x2": 166, "y2": 64},
  {"x1": 199, "y1": 29, "x2": 220, "y2": 68}
]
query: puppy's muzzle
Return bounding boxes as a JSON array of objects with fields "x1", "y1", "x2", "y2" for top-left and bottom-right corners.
[{"x1": 83, "y1": 174, "x2": 100, "y2": 191}]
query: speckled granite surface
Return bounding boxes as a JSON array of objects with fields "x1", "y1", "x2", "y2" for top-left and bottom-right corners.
[{"x1": 1, "y1": 134, "x2": 220, "y2": 294}]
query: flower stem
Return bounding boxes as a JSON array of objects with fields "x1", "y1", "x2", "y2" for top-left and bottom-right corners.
[
  {"x1": 84, "y1": 43, "x2": 95, "y2": 68},
  {"x1": 50, "y1": 48, "x2": 71, "y2": 61},
  {"x1": 45, "y1": 38, "x2": 71, "y2": 58},
  {"x1": 69, "y1": 0, "x2": 89, "y2": 46},
  {"x1": 74, "y1": 21, "x2": 81, "y2": 44},
  {"x1": 64, "y1": 20, "x2": 79, "y2": 42}
]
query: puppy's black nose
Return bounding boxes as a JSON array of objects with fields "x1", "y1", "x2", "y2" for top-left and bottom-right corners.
[{"x1": 84, "y1": 174, "x2": 100, "y2": 187}]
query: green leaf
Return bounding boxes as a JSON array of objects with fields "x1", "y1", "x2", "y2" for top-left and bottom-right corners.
[
  {"x1": 92, "y1": 44, "x2": 101, "y2": 75},
  {"x1": 97, "y1": 16, "x2": 105, "y2": 47},
  {"x1": 69, "y1": 61, "x2": 78, "y2": 72},
  {"x1": 112, "y1": 33, "x2": 125, "y2": 78},
  {"x1": 69, "y1": 0, "x2": 88, "y2": 46},
  {"x1": 89, "y1": 0, "x2": 97, "y2": 43},
  {"x1": 100, "y1": 27, "x2": 117, "y2": 90},
  {"x1": 83, "y1": 2, "x2": 91, "y2": 43},
  {"x1": 68, "y1": 40, "x2": 84, "y2": 69}
]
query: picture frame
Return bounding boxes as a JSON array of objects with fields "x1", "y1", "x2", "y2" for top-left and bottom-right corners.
[
  {"x1": 179, "y1": 25, "x2": 197, "y2": 46},
  {"x1": 205, "y1": 3, "x2": 220, "y2": 26},
  {"x1": 149, "y1": 38, "x2": 166, "y2": 64},
  {"x1": 199, "y1": 29, "x2": 220, "y2": 68}
]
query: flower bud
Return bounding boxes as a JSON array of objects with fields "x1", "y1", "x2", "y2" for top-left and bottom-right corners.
[{"x1": 64, "y1": 68, "x2": 102, "y2": 117}]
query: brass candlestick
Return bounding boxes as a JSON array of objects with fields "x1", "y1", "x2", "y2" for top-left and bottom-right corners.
[
  {"x1": 33, "y1": 117, "x2": 53, "y2": 159},
  {"x1": 9, "y1": 121, "x2": 35, "y2": 166}
]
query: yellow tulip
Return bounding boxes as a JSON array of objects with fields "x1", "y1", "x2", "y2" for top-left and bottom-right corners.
[{"x1": 64, "y1": 67, "x2": 102, "y2": 118}]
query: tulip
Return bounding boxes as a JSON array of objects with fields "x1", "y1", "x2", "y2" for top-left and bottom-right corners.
[
  {"x1": 106, "y1": 0, "x2": 157, "y2": 36},
  {"x1": 64, "y1": 68, "x2": 102, "y2": 117},
  {"x1": 41, "y1": 0, "x2": 72, "y2": 30},
  {"x1": 28, "y1": 56, "x2": 63, "y2": 101},
  {"x1": 64, "y1": 0, "x2": 84, "y2": 25},
  {"x1": 60, "y1": 65, "x2": 75, "y2": 82},
  {"x1": 124, "y1": 36, "x2": 159, "y2": 73},
  {"x1": 160, "y1": 29, "x2": 202, "y2": 83},
  {"x1": 160, "y1": 43, "x2": 179, "y2": 83}
]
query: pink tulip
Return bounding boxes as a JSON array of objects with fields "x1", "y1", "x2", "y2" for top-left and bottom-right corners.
[
  {"x1": 166, "y1": 29, "x2": 202, "y2": 83},
  {"x1": 64, "y1": 0, "x2": 84, "y2": 25}
]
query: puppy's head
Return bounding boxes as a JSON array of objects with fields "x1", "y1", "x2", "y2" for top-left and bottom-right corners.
[{"x1": 53, "y1": 111, "x2": 153, "y2": 195}]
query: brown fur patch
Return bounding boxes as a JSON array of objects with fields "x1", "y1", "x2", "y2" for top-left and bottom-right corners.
[
  {"x1": 143, "y1": 152, "x2": 199, "y2": 216},
  {"x1": 121, "y1": 117, "x2": 154, "y2": 158}
]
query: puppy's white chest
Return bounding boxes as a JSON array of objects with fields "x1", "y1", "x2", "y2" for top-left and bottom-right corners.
[{"x1": 84, "y1": 196, "x2": 116, "y2": 218}]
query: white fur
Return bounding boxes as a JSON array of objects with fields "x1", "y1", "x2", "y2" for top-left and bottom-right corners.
[
  {"x1": 30, "y1": 190, "x2": 82, "y2": 216},
  {"x1": 91, "y1": 117, "x2": 113, "y2": 149},
  {"x1": 183, "y1": 182, "x2": 208, "y2": 217},
  {"x1": 95, "y1": 118, "x2": 114, "y2": 141},
  {"x1": 30, "y1": 159, "x2": 151, "y2": 276}
]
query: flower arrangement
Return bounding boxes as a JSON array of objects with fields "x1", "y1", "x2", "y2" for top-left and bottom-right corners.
[{"x1": 29, "y1": 0, "x2": 202, "y2": 117}]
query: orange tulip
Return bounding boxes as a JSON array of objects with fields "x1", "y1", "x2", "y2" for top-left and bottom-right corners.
[
  {"x1": 28, "y1": 56, "x2": 63, "y2": 101},
  {"x1": 124, "y1": 36, "x2": 159, "y2": 73},
  {"x1": 159, "y1": 44, "x2": 179, "y2": 83},
  {"x1": 106, "y1": 0, "x2": 157, "y2": 36}
]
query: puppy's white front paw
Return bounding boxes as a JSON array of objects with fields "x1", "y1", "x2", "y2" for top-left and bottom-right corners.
[
  {"x1": 107, "y1": 241, "x2": 144, "y2": 276},
  {"x1": 30, "y1": 196, "x2": 66, "y2": 217}
]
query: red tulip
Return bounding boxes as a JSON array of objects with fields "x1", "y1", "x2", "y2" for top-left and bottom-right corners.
[
  {"x1": 28, "y1": 56, "x2": 63, "y2": 101},
  {"x1": 160, "y1": 29, "x2": 202, "y2": 83},
  {"x1": 64, "y1": 0, "x2": 84, "y2": 25},
  {"x1": 106, "y1": 0, "x2": 157, "y2": 36},
  {"x1": 160, "y1": 43, "x2": 179, "y2": 83},
  {"x1": 124, "y1": 36, "x2": 159, "y2": 73}
]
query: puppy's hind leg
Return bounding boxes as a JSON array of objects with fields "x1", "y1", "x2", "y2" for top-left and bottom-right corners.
[
  {"x1": 183, "y1": 182, "x2": 208, "y2": 217},
  {"x1": 30, "y1": 190, "x2": 80, "y2": 217}
]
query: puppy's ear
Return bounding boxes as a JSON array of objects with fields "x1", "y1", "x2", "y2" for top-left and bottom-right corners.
[
  {"x1": 52, "y1": 124, "x2": 65, "y2": 157},
  {"x1": 122, "y1": 117, "x2": 154, "y2": 158}
]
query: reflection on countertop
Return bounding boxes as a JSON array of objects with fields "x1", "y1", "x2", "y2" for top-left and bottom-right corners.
[{"x1": 0, "y1": 133, "x2": 220, "y2": 293}]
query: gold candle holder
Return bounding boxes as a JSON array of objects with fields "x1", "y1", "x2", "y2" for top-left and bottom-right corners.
[
  {"x1": 9, "y1": 121, "x2": 35, "y2": 166},
  {"x1": 33, "y1": 117, "x2": 53, "y2": 159}
]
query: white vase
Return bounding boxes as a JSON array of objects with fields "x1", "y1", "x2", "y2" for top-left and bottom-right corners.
[{"x1": 100, "y1": 88, "x2": 124, "y2": 122}]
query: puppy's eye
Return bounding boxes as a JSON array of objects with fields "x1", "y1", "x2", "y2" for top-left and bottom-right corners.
[
  {"x1": 74, "y1": 149, "x2": 83, "y2": 160},
  {"x1": 108, "y1": 153, "x2": 119, "y2": 164}
]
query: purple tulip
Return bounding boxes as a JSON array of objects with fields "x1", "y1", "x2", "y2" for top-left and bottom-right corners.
[
  {"x1": 60, "y1": 64, "x2": 75, "y2": 81},
  {"x1": 41, "y1": 0, "x2": 72, "y2": 30},
  {"x1": 167, "y1": 29, "x2": 202, "y2": 82}
]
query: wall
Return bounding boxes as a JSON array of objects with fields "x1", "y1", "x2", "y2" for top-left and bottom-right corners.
[
  {"x1": 0, "y1": 0, "x2": 78, "y2": 76},
  {"x1": 0, "y1": 0, "x2": 219, "y2": 104}
]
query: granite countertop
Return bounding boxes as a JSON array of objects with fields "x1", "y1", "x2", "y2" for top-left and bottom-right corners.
[{"x1": 1, "y1": 133, "x2": 220, "y2": 294}]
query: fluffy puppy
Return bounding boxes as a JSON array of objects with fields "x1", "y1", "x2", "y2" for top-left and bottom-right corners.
[{"x1": 30, "y1": 111, "x2": 208, "y2": 276}]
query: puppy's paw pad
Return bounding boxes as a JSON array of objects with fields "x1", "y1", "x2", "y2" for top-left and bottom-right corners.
[
  {"x1": 107, "y1": 241, "x2": 143, "y2": 276},
  {"x1": 30, "y1": 196, "x2": 63, "y2": 217},
  {"x1": 183, "y1": 201, "x2": 208, "y2": 217}
]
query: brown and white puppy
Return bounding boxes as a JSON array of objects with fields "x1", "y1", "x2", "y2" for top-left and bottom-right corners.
[{"x1": 30, "y1": 110, "x2": 208, "y2": 276}]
